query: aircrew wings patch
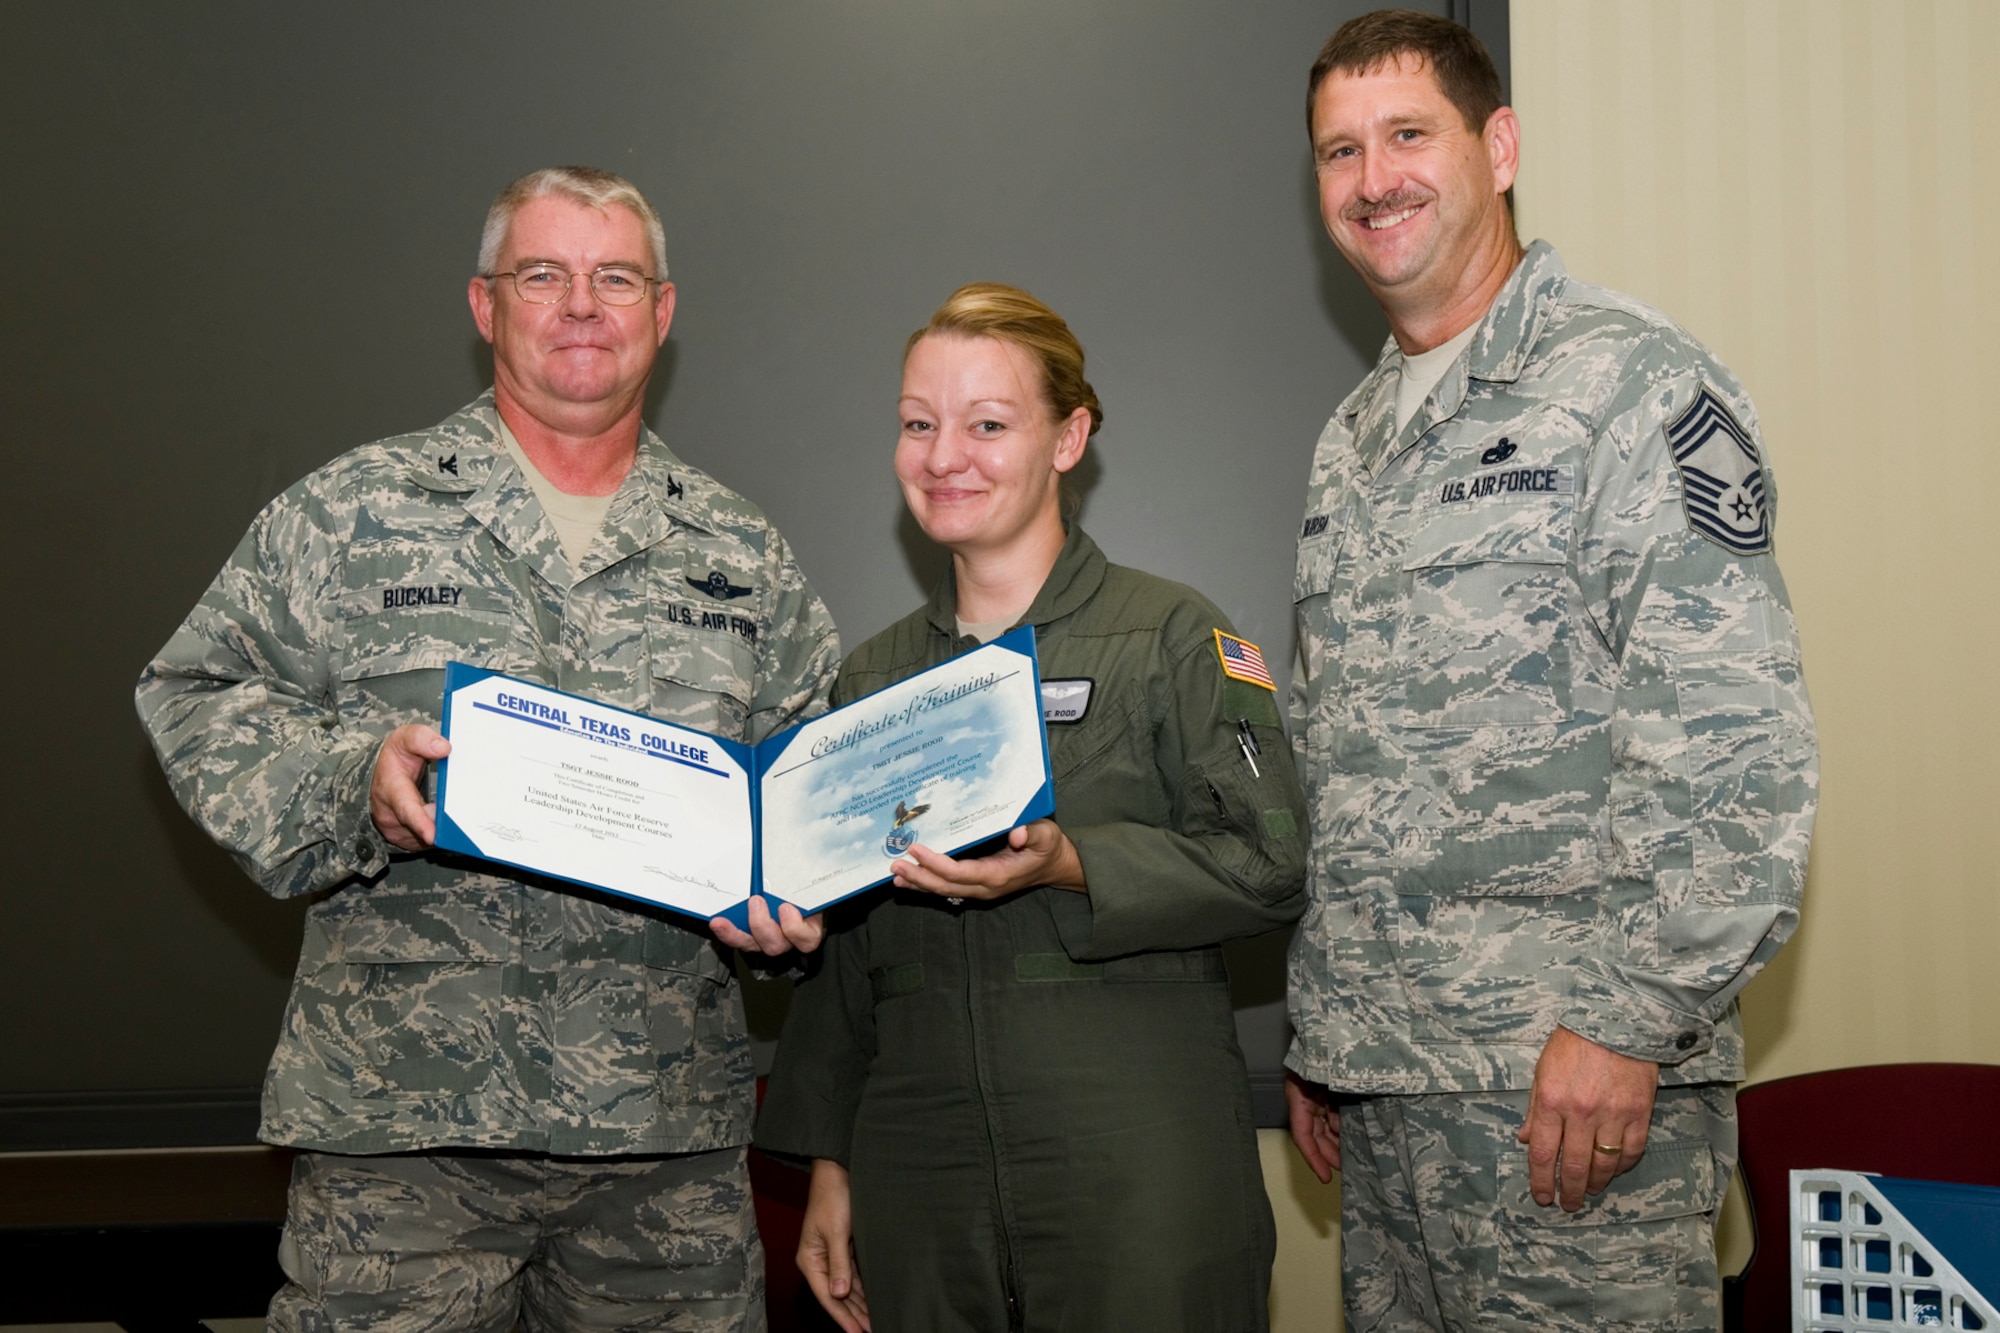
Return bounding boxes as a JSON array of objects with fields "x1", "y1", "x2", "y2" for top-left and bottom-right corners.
[
  {"x1": 1667, "y1": 386, "x2": 1771, "y2": 556},
  {"x1": 1214, "y1": 631, "x2": 1276, "y2": 690}
]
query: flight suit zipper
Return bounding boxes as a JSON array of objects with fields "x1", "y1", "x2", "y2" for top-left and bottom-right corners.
[{"x1": 962, "y1": 910, "x2": 1025, "y2": 1327}]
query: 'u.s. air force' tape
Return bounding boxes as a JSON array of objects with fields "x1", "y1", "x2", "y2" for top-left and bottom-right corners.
[
  {"x1": 1432, "y1": 463, "x2": 1574, "y2": 506},
  {"x1": 1667, "y1": 385, "x2": 1771, "y2": 556}
]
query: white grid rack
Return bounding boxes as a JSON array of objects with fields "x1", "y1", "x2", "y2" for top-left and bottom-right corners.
[{"x1": 1791, "y1": 1169, "x2": 1997, "y2": 1330}]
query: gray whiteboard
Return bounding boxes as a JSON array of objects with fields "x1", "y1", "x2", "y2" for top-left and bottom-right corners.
[{"x1": 0, "y1": 0, "x2": 1504, "y2": 1145}]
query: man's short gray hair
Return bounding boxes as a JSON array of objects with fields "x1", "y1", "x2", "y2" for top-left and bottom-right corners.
[{"x1": 476, "y1": 166, "x2": 669, "y2": 280}]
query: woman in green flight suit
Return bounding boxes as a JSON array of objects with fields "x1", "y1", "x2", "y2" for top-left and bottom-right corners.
[{"x1": 756, "y1": 284, "x2": 1309, "y2": 1333}]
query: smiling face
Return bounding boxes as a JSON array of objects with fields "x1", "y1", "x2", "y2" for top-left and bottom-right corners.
[
  {"x1": 1310, "y1": 53, "x2": 1520, "y2": 343},
  {"x1": 895, "y1": 333, "x2": 1090, "y2": 561},
  {"x1": 468, "y1": 194, "x2": 674, "y2": 436}
]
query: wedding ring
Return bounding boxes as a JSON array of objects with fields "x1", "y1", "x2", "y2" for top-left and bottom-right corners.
[{"x1": 1592, "y1": 1142, "x2": 1622, "y2": 1155}]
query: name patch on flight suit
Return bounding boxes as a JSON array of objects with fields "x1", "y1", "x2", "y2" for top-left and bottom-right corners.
[{"x1": 1041, "y1": 678, "x2": 1094, "y2": 724}]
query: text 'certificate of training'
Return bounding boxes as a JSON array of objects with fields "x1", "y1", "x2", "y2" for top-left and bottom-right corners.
[{"x1": 758, "y1": 627, "x2": 1053, "y2": 913}]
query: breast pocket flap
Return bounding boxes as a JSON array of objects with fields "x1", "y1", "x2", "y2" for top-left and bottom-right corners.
[
  {"x1": 647, "y1": 624, "x2": 755, "y2": 705},
  {"x1": 1294, "y1": 529, "x2": 1346, "y2": 602},
  {"x1": 325, "y1": 890, "x2": 513, "y2": 964},
  {"x1": 338, "y1": 590, "x2": 524, "y2": 683},
  {"x1": 1401, "y1": 501, "x2": 1570, "y2": 573}
]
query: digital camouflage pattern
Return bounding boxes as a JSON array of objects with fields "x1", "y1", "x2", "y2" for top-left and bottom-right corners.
[
  {"x1": 1287, "y1": 243, "x2": 1817, "y2": 1096},
  {"x1": 1336, "y1": 1085, "x2": 1734, "y2": 1332},
  {"x1": 269, "y1": 1145, "x2": 766, "y2": 1332},
  {"x1": 136, "y1": 392, "x2": 840, "y2": 1155}
]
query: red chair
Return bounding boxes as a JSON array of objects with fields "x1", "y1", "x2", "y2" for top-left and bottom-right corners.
[{"x1": 1726, "y1": 1063, "x2": 2000, "y2": 1332}]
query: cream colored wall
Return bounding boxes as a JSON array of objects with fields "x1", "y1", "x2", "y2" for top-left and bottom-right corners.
[
  {"x1": 1510, "y1": 0, "x2": 2000, "y2": 1275},
  {"x1": 1512, "y1": 0, "x2": 2000, "y2": 1091},
  {"x1": 1263, "y1": 1128, "x2": 1344, "y2": 1333},
  {"x1": 1265, "y1": 3, "x2": 2000, "y2": 1321}
]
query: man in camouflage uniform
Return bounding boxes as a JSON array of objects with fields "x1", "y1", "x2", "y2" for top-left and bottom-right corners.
[
  {"x1": 136, "y1": 166, "x2": 840, "y2": 1331},
  {"x1": 1282, "y1": 14, "x2": 1817, "y2": 1332}
]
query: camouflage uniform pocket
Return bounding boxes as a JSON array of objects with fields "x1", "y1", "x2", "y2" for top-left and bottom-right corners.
[
  {"x1": 1488, "y1": 1137, "x2": 1723, "y2": 1331},
  {"x1": 1670, "y1": 649, "x2": 1809, "y2": 906},
  {"x1": 314, "y1": 891, "x2": 511, "y2": 1101},
  {"x1": 337, "y1": 587, "x2": 530, "y2": 724},
  {"x1": 647, "y1": 624, "x2": 754, "y2": 738},
  {"x1": 641, "y1": 918, "x2": 731, "y2": 985},
  {"x1": 1294, "y1": 528, "x2": 1347, "y2": 775},
  {"x1": 641, "y1": 920, "x2": 747, "y2": 1109},
  {"x1": 1393, "y1": 890, "x2": 1593, "y2": 1044},
  {"x1": 1493, "y1": 1136, "x2": 1719, "y2": 1228},
  {"x1": 1397, "y1": 508, "x2": 1573, "y2": 728},
  {"x1": 1294, "y1": 525, "x2": 1346, "y2": 603}
]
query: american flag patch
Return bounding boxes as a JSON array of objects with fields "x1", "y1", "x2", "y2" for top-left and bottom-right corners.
[{"x1": 1214, "y1": 631, "x2": 1276, "y2": 690}]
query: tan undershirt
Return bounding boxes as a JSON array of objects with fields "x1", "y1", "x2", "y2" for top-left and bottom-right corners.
[
  {"x1": 1395, "y1": 320, "x2": 1481, "y2": 433},
  {"x1": 955, "y1": 614, "x2": 1016, "y2": 644},
  {"x1": 496, "y1": 418, "x2": 616, "y2": 572}
]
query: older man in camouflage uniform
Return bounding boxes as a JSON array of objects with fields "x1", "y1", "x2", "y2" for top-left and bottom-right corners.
[
  {"x1": 136, "y1": 166, "x2": 840, "y2": 1331},
  {"x1": 1282, "y1": 14, "x2": 1817, "y2": 1332}
]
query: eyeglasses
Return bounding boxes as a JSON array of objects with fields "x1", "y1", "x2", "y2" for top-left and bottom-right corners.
[{"x1": 484, "y1": 263, "x2": 661, "y2": 306}]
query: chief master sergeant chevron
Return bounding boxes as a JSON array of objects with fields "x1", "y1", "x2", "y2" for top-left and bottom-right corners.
[
  {"x1": 1281, "y1": 13, "x2": 1817, "y2": 1332},
  {"x1": 135, "y1": 167, "x2": 840, "y2": 1331}
]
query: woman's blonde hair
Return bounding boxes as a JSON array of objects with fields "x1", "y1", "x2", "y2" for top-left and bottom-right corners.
[{"x1": 905, "y1": 283, "x2": 1103, "y2": 437}]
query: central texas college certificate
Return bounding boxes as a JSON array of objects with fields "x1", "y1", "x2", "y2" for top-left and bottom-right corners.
[{"x1": 433, "y1": 626, "x2": 1054, "y2": 928}]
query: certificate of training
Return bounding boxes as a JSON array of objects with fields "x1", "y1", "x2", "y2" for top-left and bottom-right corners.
[
  {"x1": 434, "y1": 626, "x2": 1054, "y2": 927},
  {"x1": 757, "y1": 631, "x2": 1050, "y2": 913}
]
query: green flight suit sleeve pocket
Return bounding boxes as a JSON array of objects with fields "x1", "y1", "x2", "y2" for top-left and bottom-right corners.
[
  {"x1": 1223, "y1": 678, "x2": 1281, "y2": 727},
  {"x1": 1177, "y1": 717, "x2": 1304, "y2": 886}
]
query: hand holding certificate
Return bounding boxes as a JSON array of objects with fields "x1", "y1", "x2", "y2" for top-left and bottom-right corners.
[{"x1": 433, "y1": 626, "x2": 1054, "y2": 929}]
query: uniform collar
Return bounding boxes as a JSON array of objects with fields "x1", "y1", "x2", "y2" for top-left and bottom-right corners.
[
  {"x1": 1466, "y1": 239, "x2": 1568, "y2": 385},
  {"x1": 1343, "y1": 239, "x2": 1570, "y2": 478},
  {"x1": 407, "y1": 391, "x2": 505, "y2": 496},
  {"x1": 922, "y1": 523, "x2": 1108, "y2": 640},
  {"x1": 408, "y1": 392, "x2": 717, "y2": 584}
]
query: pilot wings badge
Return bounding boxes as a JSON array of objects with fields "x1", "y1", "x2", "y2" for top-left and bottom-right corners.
[
  {"x1": 883, "y1": 799, "x2": 931, "y2": 856},
  {"x1": 687, "y1": 571, "x2": 754, "y2": 600}
]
